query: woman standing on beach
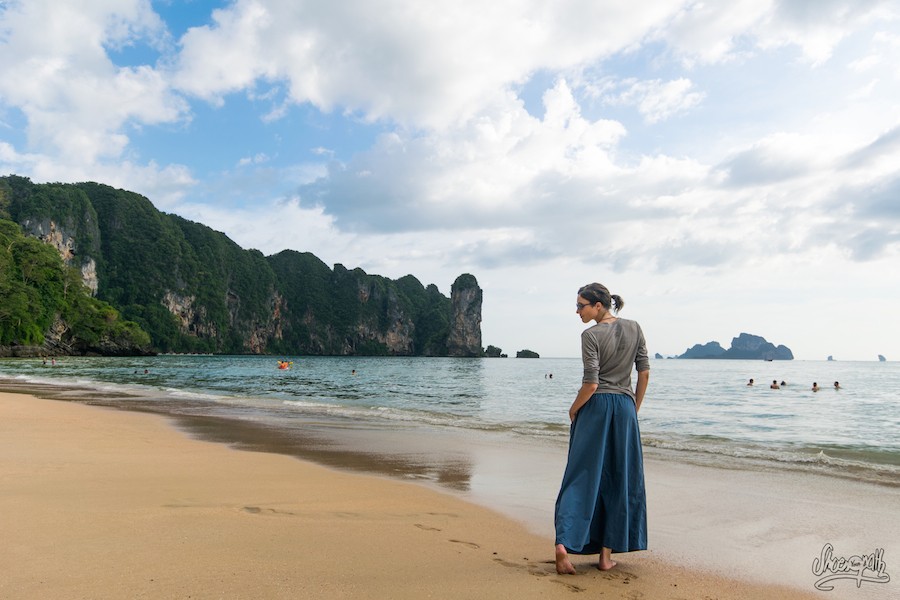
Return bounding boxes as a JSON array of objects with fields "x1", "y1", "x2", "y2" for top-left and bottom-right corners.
[{"x1": 555, "y1": 283, "x2": 650, "y2": 574}]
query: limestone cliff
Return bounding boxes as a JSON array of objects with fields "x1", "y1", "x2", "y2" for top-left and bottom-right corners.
[
  {"x1": 3, "y1": 175, "x2": 479, "y2": 357},
  {"x1": 20, "y1": 217, "x2": 100, "y2": 295},
  {"x1": 677, "y1": 333, "x2": 793, "y2": 360},
  {"x1": 727, "y1": 333, "x2": 793, "y2": 360},
  {"x1": 242, "y1": 291, "x2": 286, "y2": 354},
  {"x1": 678, "y1": 341, "x2": 726, "y2": 359},
  {"x1": 447, "y1": 274, "x2": 482, "y2": 357}
]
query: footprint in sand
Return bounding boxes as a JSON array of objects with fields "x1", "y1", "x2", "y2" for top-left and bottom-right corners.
[
  {"x1": 414, "y1": 523, "x2": 441, "y2": 532},
  {"x1": 241, "y1": 505, "x2": 296, "y2": 516},
  {"x1": 448, "y1": 539, "x2": 480, "y2": 550},
  {"x1": 492, "y1": 557, "x2": 520, "y2": 568},
  {"x1": 551, "y1": 579, "x2": 586, "y2": 593},
  {"x1": 492, "y1": 557, "x2": 551, "y2": 578},
  {"x1": 600, "y1": 568, "x2": 638, "y2": 583}
]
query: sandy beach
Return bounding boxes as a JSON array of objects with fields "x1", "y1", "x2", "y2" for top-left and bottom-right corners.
[{"x1": 0, "y1": 390, "x2": 890, "y2": 599}]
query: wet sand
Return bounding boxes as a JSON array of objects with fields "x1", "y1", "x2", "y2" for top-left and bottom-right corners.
[{"x1": 0, "y1": 390, "x2": 842, "y2": 599}]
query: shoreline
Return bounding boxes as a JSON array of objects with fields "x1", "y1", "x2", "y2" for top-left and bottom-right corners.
[
  {"x1": 0, "y1": 390, "x2": 840, "y2": 599},
  {"x1": 2, "y1": 369, "x2": 899, "y2": 596},
  {"x1": 3, "y1": 357, "x2": 898, "y2": 492},
  {"x1": 2, "y1": 372, "x2": 896, "y2": 490}
]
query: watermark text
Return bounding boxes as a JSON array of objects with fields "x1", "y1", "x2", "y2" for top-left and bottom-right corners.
[{"x1": 812, "y1": 543, "x2": 890, "y2": 591}]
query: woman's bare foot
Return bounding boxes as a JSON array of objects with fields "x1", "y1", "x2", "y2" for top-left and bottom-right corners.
[
  {"x1": 555, "y1": 544, "x2": 576, "y2": 574},
  {"x1": 597, "y1": 547, "x2": 617, "y2": 571}
]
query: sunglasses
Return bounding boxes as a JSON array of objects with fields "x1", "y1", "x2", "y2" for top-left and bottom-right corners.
[{"x1": 576, "y1": 302, "x2": 592, "y2": 311}]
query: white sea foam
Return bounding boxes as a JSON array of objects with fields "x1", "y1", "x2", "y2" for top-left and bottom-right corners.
[
  {"x1": 3, "y1": 355, "x2": 898, "y2": 486},
  {"x1": 165, "y1": 388, "x2": 225, "y2": 401}
]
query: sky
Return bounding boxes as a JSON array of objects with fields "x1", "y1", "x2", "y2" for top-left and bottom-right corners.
[{"x1": 1, "y1": 0, "x2": 899, "y2": 361}]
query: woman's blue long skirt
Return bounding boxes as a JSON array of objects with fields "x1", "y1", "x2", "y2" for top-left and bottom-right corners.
[{"x1": 554, "y1": 392, "x2": 647, "y2": 555}]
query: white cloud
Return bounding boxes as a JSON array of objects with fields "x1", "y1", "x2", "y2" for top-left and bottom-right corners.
[
  {"x1": 174, "y1": 194, "x2": 343, "y2": 256},
  {"x1": 718, "y1": 132, "x2": 833, "y2": 186},
  {"x1": 609, "y1": 77, "x2": 704, "y2": 123},
  {"x1": 0, "y1": 0, "x2": 187, "y2": 167},
  {"x1": 653, "y1": 0, "x2": 772, "y2": 65},
  {"x1": 2, "y1": 0, "x2": 900, "y2": 360},
  {"x1": 0, "y1": 137, "x2": 196, "y2": 207},
  {"x1": 237, "y1": 153, "x2": 270, "y2": 167},
  {"x1": 650, "y1": 0, "x2": 898, "y2": 68},
  {"x1": 759, "y1": 0, "x2": 893, "y2": 65},
  {"x1": 169, "y1": 0, "x2": 686, "y2": 129},
  {"x1": 295, "y1": 80, "x2": 629, "y2": 234}
]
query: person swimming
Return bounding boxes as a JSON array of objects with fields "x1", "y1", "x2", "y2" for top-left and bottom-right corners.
[
  {"x1": 747, "y1": 378, "x2": 754, "y2": 386},
  {"x1": 812, "y1": 382, "x2": 820, "y2": 392},
  {"x1": 833, "y1": 381, "x2": 841, "y2": 390},
  {"x1": 770, "y1": 380, "x2": 780, "y2": 389}
]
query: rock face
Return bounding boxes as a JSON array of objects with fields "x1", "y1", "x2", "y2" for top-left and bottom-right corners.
[
  {"x1": 447, "y1": 274, "x2": 483, "y2": 357},
  {"x1": 677, "y1": 333, "x2": 793, "y2": 360},
  {"x1": 727, "y1": 333, "x2": 793, "y2": 360},
  {"x1": 3, "y1": 175, "x2": 479, "y2": 356},
  {"x1": 516, "y1": 349, "x2": 539, "y2": 358},
  {"x1": 21, "y1": 217, "x2": 100, "y2": 295},
  {"x1": 484, "y1": 345, "x2": 503, "y2": 358},
  {"x1": 0, "y1": 314, "x2": 154, "y2": 358},
  {"x1": 41, "y1": 316, "x2": 153, "y2": 357},
  {"x1": 679, "y1": 341, "x2": 726, "y2": 359}
]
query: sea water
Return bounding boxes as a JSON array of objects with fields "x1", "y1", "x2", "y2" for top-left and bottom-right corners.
[{"x1": 1, "y1": 355, "x2": 897, "y2": 488}]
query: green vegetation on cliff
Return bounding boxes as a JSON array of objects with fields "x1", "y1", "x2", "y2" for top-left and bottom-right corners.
[
  {"x1": 1, "y1": 175, "x2": 478, "y2": 356},
  {"x1": 266, "y1": 254, "x2": 451, "y2": 356},
  {"x1": 0, "y1": 213, "x2": 151, "y2": 355}
]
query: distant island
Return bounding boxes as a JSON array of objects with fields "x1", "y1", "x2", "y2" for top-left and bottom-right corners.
[
  {"x1": 483, "y1": 346, "x2": 540, "y2": 358},
  {"x1": 676, "y1": 333, "x2": 793, "y2": 360},
  {"x1": 879, "y1": 355, "x2": 887, "y2": 362}
]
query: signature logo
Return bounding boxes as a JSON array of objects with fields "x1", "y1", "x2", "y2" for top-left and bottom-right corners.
[{"x1": 812, "y1": 543, "x2": 891, "y2": 591}]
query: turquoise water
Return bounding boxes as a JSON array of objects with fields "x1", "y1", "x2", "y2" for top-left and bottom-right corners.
[{"x1": 1, "y1": 355, "x2": 898, "y2": 485}]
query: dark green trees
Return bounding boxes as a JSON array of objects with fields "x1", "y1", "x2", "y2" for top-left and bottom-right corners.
[
  {"x1": 0, "y1": 217, "x2": 151, "y2": 355},
  {"x1": 2, "y1": 175, "x2": 476, "y2": 356}
]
